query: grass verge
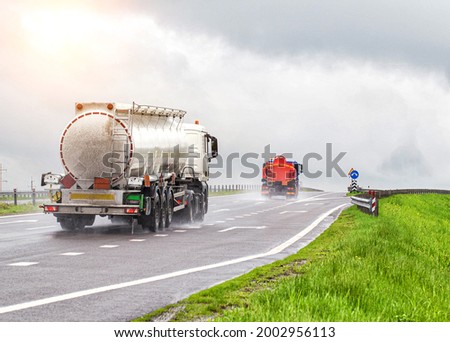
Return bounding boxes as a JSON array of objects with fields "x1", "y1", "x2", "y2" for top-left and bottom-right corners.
[
  {"x1": 134, "y1": 194, "x2": 449, "y2": 322},
  {"x1": 0, "y1": 203, "x2": 41, "y2": 216}
]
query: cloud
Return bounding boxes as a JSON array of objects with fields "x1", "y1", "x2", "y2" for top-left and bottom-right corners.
[{"x1": 0, "y1": 1, "x2": 449, "y2": 192}]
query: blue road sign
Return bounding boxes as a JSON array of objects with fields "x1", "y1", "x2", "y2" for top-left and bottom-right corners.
[{"x1": 350, "y1": 170, "x2": 359, "y2": 179}]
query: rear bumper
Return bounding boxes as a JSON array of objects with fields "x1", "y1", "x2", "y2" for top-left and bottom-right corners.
[{"x1": 42, "y1": 203, "x2": 140, "y2": 216}]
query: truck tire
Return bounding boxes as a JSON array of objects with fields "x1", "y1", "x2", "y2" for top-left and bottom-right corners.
[
  {"x1": 81, "y1": 215, "x2": 95, "y2": 227},
  {"x1": 142, "y1": 193, "x2": 161, "y2": 232},
  {"x1": 159, "y1": 191, "x2": 167, "y2": 230},
  {"x1": 165, "y1": 190, "x2": 174, "y2": 228},
  {"x1": 59, "y1": 218, "x2": 76, "y2": 231},
  {"x1": 182, "y1": 194, "x2": 194, "y2": 224},
  {"x1": 194, "y1": 194, "x2": 205, "y2": 222},
  {"x1": 59, "y1": 216, "x2": 87, "y2": 231}
]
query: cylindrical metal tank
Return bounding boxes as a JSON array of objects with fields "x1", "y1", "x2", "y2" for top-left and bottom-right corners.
[{"x1": 59, "y1": 103, "x2": 189, "y2": 184}]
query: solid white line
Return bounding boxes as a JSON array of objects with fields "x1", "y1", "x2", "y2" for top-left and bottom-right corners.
[
  {"x1": 0, "y1": 203, "x2": 348, "y2": 315},
  {"x1": 26, "y1": 225, "x2": 56, "y2": 231},
  {"x1": 0, "y1": 220, "x2": 38, "y2": 225}
]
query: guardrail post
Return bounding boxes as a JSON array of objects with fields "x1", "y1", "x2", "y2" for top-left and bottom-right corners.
[
  {"x1": 13, "y1": 188, "x2": 17, "y2": 206},
  {"x1": 32, "y1": 188, "x2": 36, "y2": 206}
]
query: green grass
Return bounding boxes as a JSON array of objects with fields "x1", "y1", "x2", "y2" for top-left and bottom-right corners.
[
  {"x1": 134, "y1": 194, "x2": 450, "y2": 322},
  {"x1": 0, "y1": 203, "x2": 41, "y2": 215}
]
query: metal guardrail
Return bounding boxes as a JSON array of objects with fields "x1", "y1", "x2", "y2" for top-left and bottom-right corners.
[
  {"x1": 351, "y1": 194, "x2": 378, "y2": 216},
  {"x1": 0, "y1": 190, "x2": 48, "y2": 205},
  {"x1": 209, "y1": 184, "x2": 261, "y2": 192},
  {"x1": 350, "y1": 188, "x2": 450, "y2": 216}
]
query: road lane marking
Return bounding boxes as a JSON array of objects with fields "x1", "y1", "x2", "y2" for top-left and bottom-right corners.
[
  {"x1": 99, "y1": 245, "x2": 119, "y2": 248},
  {"x1": 0, "y1": 203, "x2": 349, "y2": 315},
  {"x1": 26, "y1": 225, "x2": 56, "y2": 231},
  {"x1": 7, "y1": 262, "x2": 39, "y2": 267},
  {"x1": 60, "y1": 253, "x2": 84, "y2": 256},
  {"x1": 213, "y1": 209, "x2": 230, "y2": 213},
  {"x1": 204, "y1": 223, "x2": 215, "y2": 226},
  {"x1": 129, "y1": 239, "x2": 146, "y2": 242},
  {"x1": 154, "y1": 234, "x2": 168, "y2": 237},
  {"x1": 173, "y1": 230, "x2": 186, "y2": 233},
  {"x1": 279, "y1": 211, "x2": 308, "y2": 215},
  {"x1": 215, "y1": 221, "x2": 225, "y2": 223},
  {"x1": 0, "y1": 213, "x2": 44, "y2": 219},
  {"x1": 218, "y1": 226, "x2": 267, "y2": 233},
  {"x1": 226, "y1": 218, "x2": 235, "y2": 221},
  {"x1": 0, "y1": 220, "x2": 38, "y2": 225}
]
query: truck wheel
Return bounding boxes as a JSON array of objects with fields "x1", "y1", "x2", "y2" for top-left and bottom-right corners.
[
  {"x1": 60, "y1": 218, "x2": 76, "y2": 231},
  {"x1": 165, "y1": 190, "x2": 174, "y2": 228},
  {"x1": 82, "y1": 215, "x2": 95, "y2": 227},
  {"x1": 159, "y1": 192, "x2": 167, "y2": 230},
  {"x1": 142, "y1": 193, "x2": 161, "y2": 232},
  {"x1": 149, "y1": 193, "x2": 161, "y2": 232},
  {"x1": 194, "y1": 195, "x2": 205, "y2": 222},
  {"x1": 183, "y1": 194, "x2": 194, "y2": 224}
]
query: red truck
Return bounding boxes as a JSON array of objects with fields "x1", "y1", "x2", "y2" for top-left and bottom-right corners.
[{"x1": 261, "y1": 155, "x2": 302, "y2": 198}]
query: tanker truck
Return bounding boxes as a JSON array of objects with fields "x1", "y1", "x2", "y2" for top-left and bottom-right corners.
[
  {"x1": 261, "y1": 155, "x2": 302, "y2": 198},
  {"x1": 41, "y1": 102, "x2": 218, "y2": 232}
]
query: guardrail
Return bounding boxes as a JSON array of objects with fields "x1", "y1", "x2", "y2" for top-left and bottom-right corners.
[
  {"x1": 350, "y1": 188, "x2": 450, "y2": 216},
  {"x1": 351, "y1": 192, "x2": 378, "y2": 216},
  {"x1": 0, "y1": 190, "x2": 48, "y2": 206},
  {"x1": 209, "y1": 184, "x2": 261, "y2": 192}
]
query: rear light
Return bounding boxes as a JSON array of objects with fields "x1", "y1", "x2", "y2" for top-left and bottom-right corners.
[
  {"x1": 45, "y1": 205, "x2": 59, "y2": 212},
  {"x1": 125, "y1": 208, "x2": 139, "y2": 214}
]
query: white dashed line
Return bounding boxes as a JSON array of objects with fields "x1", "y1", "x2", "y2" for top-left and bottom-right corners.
[
  {"x1": 213, "y1": 209, "x2": 230, "y2": 213},
  {"x1": 215, "y1": 221, "x2": 225, "y2": 223},
  {"x1": 154, "y1": 234, "x2": 168, "y2": 237},
  {"x1": 60, "y1": 252, "x2": 84, "y2": 256},
  {"x1": 99, "y1": 245, "x2": 119, "y2": 248},
  {"x1": 279, "y1": 210, "x2": 308, "y2": 215},
  {"x1": 8, "y1": 262, "x2": 39, "y2": 267},
  {"x1": 226, "y1": 218, "x2": 235, "y2": 221},
  {"x1": 129, "y1": 239, "x2": 146, "y2": 242},
  {"x1": 218, "y1": 226, "x2": 267, "y2": 233},
  {"x1": 26, "y1": 226, "x2": 56, "y2": 231},
  {"x1": 173, "y1": 230, "x2": 187, "y2": 233}
]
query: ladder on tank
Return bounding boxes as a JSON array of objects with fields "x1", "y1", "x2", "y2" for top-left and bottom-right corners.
[{"x1": 109, "y1": 107, "x2": 133, "y2": 180}]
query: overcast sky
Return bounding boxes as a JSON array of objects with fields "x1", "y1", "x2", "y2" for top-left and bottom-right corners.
[{"x1": 0, "y1": 0, "x2": 449, "y2": 191}]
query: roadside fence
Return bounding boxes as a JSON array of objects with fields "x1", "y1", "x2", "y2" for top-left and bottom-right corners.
[{"x1": 351, "y1": 188, "x2": 450, "y2": 217}]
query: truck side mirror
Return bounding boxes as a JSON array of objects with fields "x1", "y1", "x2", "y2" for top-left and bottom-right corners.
[{"x1": 208, "y1": 135, "x2": 218, "y2": 160}]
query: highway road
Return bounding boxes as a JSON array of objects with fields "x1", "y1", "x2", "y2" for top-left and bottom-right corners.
[{"x1": 0, "y1": 192, "x2": 350, "y2": 321}]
